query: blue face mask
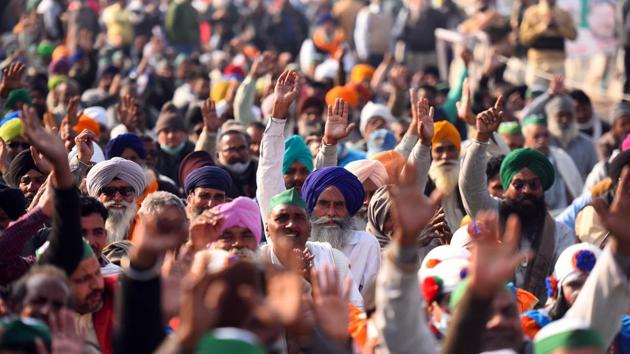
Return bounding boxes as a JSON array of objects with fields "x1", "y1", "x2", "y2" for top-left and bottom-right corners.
[{"x1": 160, "y1": 142, "x2": 186, "y2": 156}]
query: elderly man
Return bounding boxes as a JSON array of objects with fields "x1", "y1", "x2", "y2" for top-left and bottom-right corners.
[
  {"x1": 459, "y1": 104, "x2": 575, "y2": 302},
  {"x1": 4, "y1": 149, "x2": 45, "y2": 205},
  {"x1": 498, "y1": 121, "x2": 524, "y2": 151},
  {"x1": 259, "y1": 188, "x2": 363, "y2": 308},
  {"x1": 86, "y1": 157, "x2": 147, "y2": 243},
  {"x1": 155, "y1": 102, "x2": 195, "y2": 186},
  {"x1": 183, "y1": 165, "x2": 233, "y2": 220},
  {"x1": 301, "y1": 166, "x2": 381, "y2": 294},
  {"x1": 543, "y1": 95, "x2": 598, "y2": 179},
  {"x1": 522, "y1": 115, "x2": 583, "y2": 213},
  {"x1": 345, "y1": 159, "x2": 388, "y2": 230}
]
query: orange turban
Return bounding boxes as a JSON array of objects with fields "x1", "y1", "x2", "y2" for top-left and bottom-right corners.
[
  {"x1": 74, "y1": 115, "x2": 101, "y2": 138},
  {"x1": 52, "y1": 45, "x2": 70, "y2": 62},
  {"x1": 371, "y1": 150, "x2": 405, "y2": 184},
  {"x1": 312, "y1": 28, "x2": 345, "y2": 56},
  {"x1": 350, "y1": 64, "x2": 375, "y2": 85},
  {"x1": 432, "y1": 121, "x2": 461, "y2": 152},
  {"x1": 326, "y1": 86, "x2": 359, "y2": 107}
]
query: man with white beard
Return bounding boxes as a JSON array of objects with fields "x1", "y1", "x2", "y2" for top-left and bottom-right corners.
[
  {"x1": 544, "y1": 94, "x2": 598, "y2": 180},
  {"x1": 426, "y1": 121, "x2": 465, "y2": 231},
  {"x1": 85, "y1": 157, "x2": 147, "y2": 244},
  {"x1": 301, "y1": 166, "x2": 380, "y2": 296}
]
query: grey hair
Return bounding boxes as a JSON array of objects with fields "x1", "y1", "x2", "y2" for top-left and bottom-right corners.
[{"x1": 138, "y1": 191, "x2": 186, "y2": 216}]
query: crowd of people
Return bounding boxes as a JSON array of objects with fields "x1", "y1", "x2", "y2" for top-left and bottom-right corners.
[{"x1": 0, "y1": 0, "x2": 629, "y2": 353}]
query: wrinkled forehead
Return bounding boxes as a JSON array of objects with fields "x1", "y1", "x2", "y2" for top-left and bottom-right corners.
[{"x1": 269, "y1": 204, "x2": 308, "y2": 219}]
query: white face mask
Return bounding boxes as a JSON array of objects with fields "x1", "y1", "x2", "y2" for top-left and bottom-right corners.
[
  {"x1": 433, "y1": 311, "x2": 451, "y2": 336},
  {"x1": 224, "y1": 161, "x2": 250, "y2": 174}
]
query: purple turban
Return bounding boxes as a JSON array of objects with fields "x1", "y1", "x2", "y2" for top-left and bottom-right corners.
[
  {"x1": 212, "y1": 197, "x2": 262, "y2": 244},
  {"x1": 301, "y1": 166, "x2": 364, "y2": 216},
  {"x1": 184, "y1": 166, "x2": 233, "y2": 196},
  {"x1": 104, "y1": 133, "x2": 146, "y2": 160}
]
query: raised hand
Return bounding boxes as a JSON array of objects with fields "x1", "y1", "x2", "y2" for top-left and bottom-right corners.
[
  {"x1": 0, "y1": 62, "x2": 26, "y2": 98},
  {"x1": 64, "y1": 96, "x2": 80, "y2": 126},
  {"x1": 188, "y1": 210, "x2": 224, "y2": 252},
  {"x1": 293, "y1": 247, "x2": 315, "y2": 282},
  {"x1": 201, "y1": 98, "x2": 223, "y2": 133},
  {"x1": 418, "y1": 207, "x2": 451, "y2": 246},
  {"x1": 74, "y1": 129, "x2": 96, "y2": 164},
  {"x1": 388, "y1": 64, "x2": 408, "y2": 92},
  {"x1": 30, "y1": 146, "x2": 53, "y2": 175},
  {"x1": 21, "y1": 105, "x2": 69, "y2": 170},
  {"x1": 389, "y1": 170, "x2": 443, "y2": 247},
  {"x1": 271, "y1": 69, "x2": 300, "y2": 119},
  {"x1": 416, "y1": 97, "x2": 435, "y2": 144},
  {"x1": 311, "y1": 265, "x2": 352, "y2": 345},
  {"x1": 456, "y1": 78, "x2": 475, "y2": 125},
  {"x1": 468, "y1": 211, "x2": 530, "y2": 298},
  {"x1": 475, "y1": 95, "x2": 504, "y2": 141},
  {"x1": 548, "y1": 75, "x2": 566, "y2": 96},
  {"x1": 593, "y1": 166, "x2": 630, "y2": 254},
  {"x1": 251, "y1": 51, "x2": 275, "y2": 78},
  {"x1": 265, "y1": 268, "x2": 303, "y2": 326},
  {"x1": 323, "y1": 98, "x2": 355, "y2": 145},
  {"x1": 35, "y1": 309, "x2": 83, "y2": 354},
  {"x1": 116, "y1": 94, "x2": 140, "y2": 131}
]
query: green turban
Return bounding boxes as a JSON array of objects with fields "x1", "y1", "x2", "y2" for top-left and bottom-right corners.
[
  {"x1": 498, "y1": 121, "x2": 522, "y2": 135},
  {"x1": 3, "y1": 89, "x2": 32, "y2": 114},
  {"x1": 533, "y1": 318, "x2": 604, "y2": 354},
  {"x1": 269, "y1": 188, "x2": 307, "y2": 215},
  {"x1": 196, "y1": 331, "x2": 265, "y2": 354},
  {"x1": 500, "y1": 148, "x2": 555, "y2": 191},
  {"x1": 0, "y1": 317, "x2": 51, "y2": 352},
  {"x1": 283, "y1": 135, "x2": 313, "y2": 175},
  {"x1": 37, "y1": 41, "x2": 55, "y2": 58},
  {"x1": 522, "y1": 114, "x2": 547, "y2": 128}
]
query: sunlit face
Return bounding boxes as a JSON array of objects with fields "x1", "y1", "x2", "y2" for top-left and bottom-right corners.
[
  {"x1": 501, "y1": 133, "x2": 524, "y2": 151},
  {"x1": 523, "y1": 125, "x2": 550, "y2": 156},
  {"x1": 70, "y1": 257, "x2": 104, "y2": 314},
  {"x1": 211, "y1": 226, "x2": 258, "y2": 252},
  {"x1": 266, "y1": 204, "x2": 310, "y2": 256},
  {"x1": 218, "y1": 133, "x2": 250, "y2": 166},
  {"x1": 81, "y1": 213, "x2": 108, "y2": 258},
  {"x1": 503, "y1": 168, "x2": 544, "y2": 202},
  {"x1": 284, "y1": 161, "x2": 310, "y2": 192},
  {"x1": 312, "y1": 187, "x2": 348, "y2": 220},
  {"x1": 432, "y1": 140, "x2": 459, "y2": 162},
  {"x1": 19, "y1": 274, "x2": 71, "y2": 325},
  {"x1": 187, "y1": 187, "x2": 227, "y2": 217},
  {"x1": 364, "y1": 117, "x2": 387, "y2": 139}
]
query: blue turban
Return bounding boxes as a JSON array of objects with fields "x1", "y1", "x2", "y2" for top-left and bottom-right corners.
[
  {"x1": 104, "y1": 133, "x2": 146, "y2": 160},
  {"x1": 301, "y1": 166, "x2": 364, "y2": 216},
  {"x1": 184, "y1": 166, "x2": 233, "y2": 196},
  {"x1": 283, "y1": 135, "x2": 314, "y2": 175}
]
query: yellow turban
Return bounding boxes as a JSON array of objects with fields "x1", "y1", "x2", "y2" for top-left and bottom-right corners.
[
  {"x1": 432, "y1": 121, "x2": 461, "y2": 152},
  {"x1": 351, "y1": 64, "x2": 375, "y2": 85},
  {"x1": 325, "y1": 86, "x2": 359, "y2": 108},
  {"x1": 371, "y1": 150, "x2": 405, "y2": 185},
  {"x1": 211, "y1": 81, "x2": 230, "y2": 102}
]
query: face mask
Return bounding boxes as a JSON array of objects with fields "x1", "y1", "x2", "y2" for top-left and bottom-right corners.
[
  {"x1": 224, "y1": 161, "x2": 250, "y2": 174},
  {"x1": 160, "y1": 142, "x2": 185, "y2": 156},
  {"x1": 433, "y1": 312, "x2": 451, "y2": 336}
]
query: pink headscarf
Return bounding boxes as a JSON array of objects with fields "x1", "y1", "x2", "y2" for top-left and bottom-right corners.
[
  {"x1": 213, "y1": 197, "x2": 262, "y2": 243},
  {"x1": 622, "y1": 133, "x2": 630, "y2": 152}
]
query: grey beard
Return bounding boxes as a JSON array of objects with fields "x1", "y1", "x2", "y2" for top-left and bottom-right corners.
[
  {"x1": 105, "y1": 202, "x2": 137, "y2": 244},
  {"x1": 310, "y1": 216, "x2": 354, "y2": 250},
  {"x1": 428, "y1": 159, "x2": 460, "y2": 196},
  {"x1": 548, "y1": 119, "x2": 579, "y2": 148}
]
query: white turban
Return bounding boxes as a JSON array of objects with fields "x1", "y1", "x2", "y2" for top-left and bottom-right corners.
[
  {"x1": 360, "y1": 101, "x2": 395, "y2": 135},
  {"x1": 86, "y1": 157, "x2": 147, "y2": 198},
  {"x1": 345, "y1": 159, "x2": 388, "y2": 187}
]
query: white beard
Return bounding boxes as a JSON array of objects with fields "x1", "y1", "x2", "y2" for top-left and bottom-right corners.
[
  {"x1": 429, "y1": 159, "x2": 460, "y2": 196},
  {"x1": 548, "y1": 118, "x2": 579, "y2": 148},
  {"x1": 104, "y1": 201, "x2": 137, "y2": 244},
  {"x1": 310, "y1": 216, "x2": 354, "y2": 250}
]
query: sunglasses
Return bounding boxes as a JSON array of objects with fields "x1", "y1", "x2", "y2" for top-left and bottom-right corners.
[
  {"x1": 8, "y1": 141, "x2": 30, "y2": 149},
  {"x1": 99, "y1": 186, "x2": 135, "y2": 198}
]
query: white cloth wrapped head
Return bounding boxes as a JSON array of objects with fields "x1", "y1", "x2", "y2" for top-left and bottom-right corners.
[{"x1": 86, "y1": 157, "x2": 147, "y2": 199}]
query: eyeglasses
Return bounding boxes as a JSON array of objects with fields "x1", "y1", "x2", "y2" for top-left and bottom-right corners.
[
  {"x1": 8, "y1": 141, "x2": 30, "y2": 150},
  {"x1": 99, "y1": 186, "x2": 135, "y2": 198},
  {"x1": 511, "y1": 179, "x2": 541, "y2": 191}
]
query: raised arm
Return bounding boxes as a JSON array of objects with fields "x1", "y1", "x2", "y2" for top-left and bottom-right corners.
[
  {"x1": 401, "y1": 91, "x2": 434, "y2": 191},
  {"x1": 257, "y1": 70, "x2": 299, "y2": 222},
  {"x1": 234, "y1": 53, "x2": 274, "y2": 125},
  {"x1": 20, "y1": 105, "x2": 82, "y2": 275},
  {"x1": 567, "y1": 167, "x2": 630, "y2": 346},
  {"x1": 194, "y1": 98, "x2": 223, "y2": 157},
  {"x1": 459, "y1": 98, "x2": 504, "y2": 217},
  {"x1": 313, "y1": 99, "x2": 355, "y2": 170}
]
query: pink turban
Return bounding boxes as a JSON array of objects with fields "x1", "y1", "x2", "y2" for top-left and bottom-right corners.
[
  {"x1": 345, "y1": 159, "x2": 389, "y2": 187},
  {"x1": 212, "y1": 197, "x2": 262, "y2": 244}
]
